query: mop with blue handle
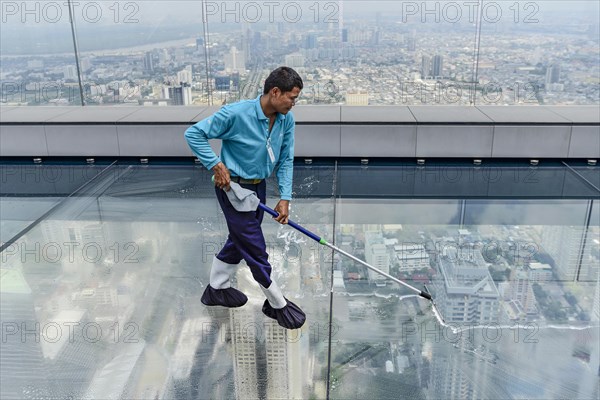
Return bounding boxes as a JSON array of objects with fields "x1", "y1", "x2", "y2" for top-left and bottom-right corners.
[{"x1": 215, "y1": 178, "x2": 444, "y2": 320}]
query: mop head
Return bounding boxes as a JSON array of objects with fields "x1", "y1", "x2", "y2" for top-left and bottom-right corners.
[
  {"x1": 262, "y1": 299, "x2": 306, "y2": 330},
  {"x1": 225, "y1": 181, "x2": 260, "y2": 212},
  {"x1": 201, "y1": 285, "x2": 248, "y2": 308}
]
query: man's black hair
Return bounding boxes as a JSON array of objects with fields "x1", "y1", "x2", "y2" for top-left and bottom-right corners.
[{"x1": 263, "y1": 67, "x2": 303, "y2": 94}]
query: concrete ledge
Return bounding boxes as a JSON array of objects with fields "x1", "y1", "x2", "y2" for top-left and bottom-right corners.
[{"x1": 1, "y1": 105, "x2": 598, "y2": 158}]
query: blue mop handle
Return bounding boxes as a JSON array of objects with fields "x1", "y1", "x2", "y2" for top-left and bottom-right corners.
[
  {"x1": 210, "y1": 175, "x2": 322, "y2": 242},
  {"x1": 258, "y1": 203, "x2": 324, "y2": 244}
]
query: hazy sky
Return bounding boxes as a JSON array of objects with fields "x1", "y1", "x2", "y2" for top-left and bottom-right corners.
[
  {"x1": 1, "y1": 0, "x2": 598, "y2": 28},
  {"x1": 1, "y1": 0, "x2": 598, "y2": 55}
]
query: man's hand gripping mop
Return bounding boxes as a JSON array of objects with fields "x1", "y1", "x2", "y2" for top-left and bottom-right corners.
[{"x1": 219, "y1": 179, "x2": 444, "y2": 323}]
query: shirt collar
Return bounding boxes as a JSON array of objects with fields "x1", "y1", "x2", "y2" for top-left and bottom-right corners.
[{"x1": 254, "y1": 95, "x2": 286, "y2": 122}]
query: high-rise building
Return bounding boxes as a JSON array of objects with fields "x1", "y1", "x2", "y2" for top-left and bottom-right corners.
[
  {"x1": 80, "y1": 57, "x2": 92, "y2": 72},
  {"x1": 177, "y1": 67, "x2": 193, "y2": 85},
  {"x1": 158, "y1": 49, "x2": 170, "y2": 66},
  {"x1": 214, "y1": 74, "x2": 230, "y2": 91},
  {"x1": 43, "y1": 310, "x2": 99, "y2": 398},
  {"x1": 432, "y1": 55, "x2": 444, "y2": 78},
  {"x1": 341, "y1": 46, "x2": 357, "y2": 59},
  {"x1": 83, "y1": 341, "x2": 146, "y2": 399},
  {"x1": 143, "y1": 52, "x2": 154, "y2": 73},
  {"x1": 230, "y1": 308, "x2": 260, "y2": 399},
  {"x1": 508, "y1": 269, "x2": 537, "y2": 315},
  {"x1": 167, "y1": 85, "x2": 192, "y2": 105},
  {"x1": 338, "y1": 0, "x2": 344, "y2": 42},
  {"x1": 364, "y1": 231, "x2": 389, "y2": 284},
  {"x1": 229, "y1": 304, "x2": 309, "y2": 399},
  {"x1": 224, "y1": 46, "x2": 246, "y2": 73},
  {"x1": 264, "y1": 322, "x2": 307, "y2": 399},
  {"x1": 304, "y1": 33, "x2": 317, "y2": 49},
  {"x1": 63, "y1": 65, "x2": 77, "y2": 81},
  {"x1": 421, "y1": 55, "x2": 431, "y2": 79},
  {"x1": 0, "y1": 268, "x2": 50, "y2": 399},
  {"x1": 285, "y1": 53, "x2": 305, "y2": 69},
  {"x1": 540, "y1": 225, "x2": 598, "y2": 282},
  {"x1": 430, "y1": 336, "x2": 498, "y2": 400},
  {"x1": 527, "y1": 262, "x2": 553, "y2": 282},
  {"x1": 370, "y1": 30, "x2": 380, "y2": 46},
  {"x1": 433, "y1": 242, "x2": 500, "y2": 323},
  {"x1": 546, "y1": 64, "x2": 561, "y2": 85}
]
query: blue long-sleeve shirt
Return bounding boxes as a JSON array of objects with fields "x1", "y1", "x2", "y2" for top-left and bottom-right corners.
[{"x1": 184, "y1": 95, "x2": 295, "y2": 200}]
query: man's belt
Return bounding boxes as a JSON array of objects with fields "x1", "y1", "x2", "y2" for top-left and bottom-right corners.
[{"x1": 232, "y1": 176, "x2": 263, "y2": 184}]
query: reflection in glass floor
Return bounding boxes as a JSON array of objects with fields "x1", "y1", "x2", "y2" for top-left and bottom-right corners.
[{"x1": 1, "y1": 160, "x2": 598, "y2": 399}]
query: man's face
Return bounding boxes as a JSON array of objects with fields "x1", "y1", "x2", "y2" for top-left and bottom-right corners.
[{"x1": 272, "y1": 87, "x2": 301, "y2": 114}]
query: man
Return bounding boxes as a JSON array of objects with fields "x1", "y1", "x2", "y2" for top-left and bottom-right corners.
[{"x1": 184, "y1": 67, "x2": 305, "y2": 330}]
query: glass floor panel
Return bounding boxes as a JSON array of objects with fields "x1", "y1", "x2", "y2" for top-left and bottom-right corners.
[
  {"x1": 0, "y1": 161, "x2": 114, "y2": 246},
  {"x1": 1, "y1": 160, "x2": 598, "y2": 400}
]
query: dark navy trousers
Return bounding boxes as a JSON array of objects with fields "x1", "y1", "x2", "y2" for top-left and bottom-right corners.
[{"x1": 215, "y1": 180, "x2": 272, "y2": 287}]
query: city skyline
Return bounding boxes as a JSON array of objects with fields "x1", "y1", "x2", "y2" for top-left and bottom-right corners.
[{"x1": 1, "y1": 1, "x2": 598, "y2": 106}]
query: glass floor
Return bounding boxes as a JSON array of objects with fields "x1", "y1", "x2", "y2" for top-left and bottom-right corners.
[{"x1": 1, "y1": 159, "x2": 599, "y2": 400}]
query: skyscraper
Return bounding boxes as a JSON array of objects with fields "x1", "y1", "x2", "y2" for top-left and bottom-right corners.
[
  {"x1": 224, "y1": 47, "x2": 246, "y2": 73},
  {"x1": 338, "y1": 0, "x2": 344, "y2": 43},
  {"x1": 421, "y1": 56, "x2": 431, "y2": 78},
  {"x1": 143, "y1": 52, "x2": 154, "y2": 73},
  {"x1": 229, "y1": 305, "x2": 308, "y2": 400},
  {"x1": 264, "y1": 322, "x2": 307, "y2": 399},
  {"x1": 432, "y1": 55, "x2": 444, "y2": 78},
  {"x1": 63, "y1": 65, "x2": 77, "y2": 81},
  {"x1": 540, "y1": 225, "x2": 598, "y2": 282},
  {"x1": 168, "y1": 86, "x2": 192, "y2": 105},
  {"x1": 304, "y1": 33, "x2": 317, "y2": 49},
  {"x1": 230, "y1": 307, "x2": 260, "y2": 399},
  {"x1": 177, "y1": 68, "x2": 193, "y2": 86},
  {"x1": 433, "y1": 242, "x2": 500, "y2": 323},
  {"x1": 0, "y1": 269, "x2": 50, "y2": 399},
  {"x1": 546, "y1": 64, "x2": 561, "y2": 85}
]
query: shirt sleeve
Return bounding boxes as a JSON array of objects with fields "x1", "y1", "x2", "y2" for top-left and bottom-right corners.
[
  {"x1": 184, "y1": 106, "x2": 234, "y2": 171},
  {"x1": 275, "y1": 114, "x2": 295, "y2": 201}
]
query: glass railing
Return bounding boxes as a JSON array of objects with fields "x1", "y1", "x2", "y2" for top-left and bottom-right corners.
[
  {"x1": 2, "y1": 1, "x2": 598, "y2": 106},
  {"x1": 0, "y1": 159, "x2": 598, "y2": 399}
]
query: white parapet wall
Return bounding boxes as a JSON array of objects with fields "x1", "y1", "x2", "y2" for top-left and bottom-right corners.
[{"x1": 1, "y1": 105, "x2": 598, "y2": 159}]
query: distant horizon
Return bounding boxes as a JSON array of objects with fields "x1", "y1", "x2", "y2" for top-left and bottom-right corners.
[{"x1": 1, "y1": 16, "x2": 598, "y2": 56}]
